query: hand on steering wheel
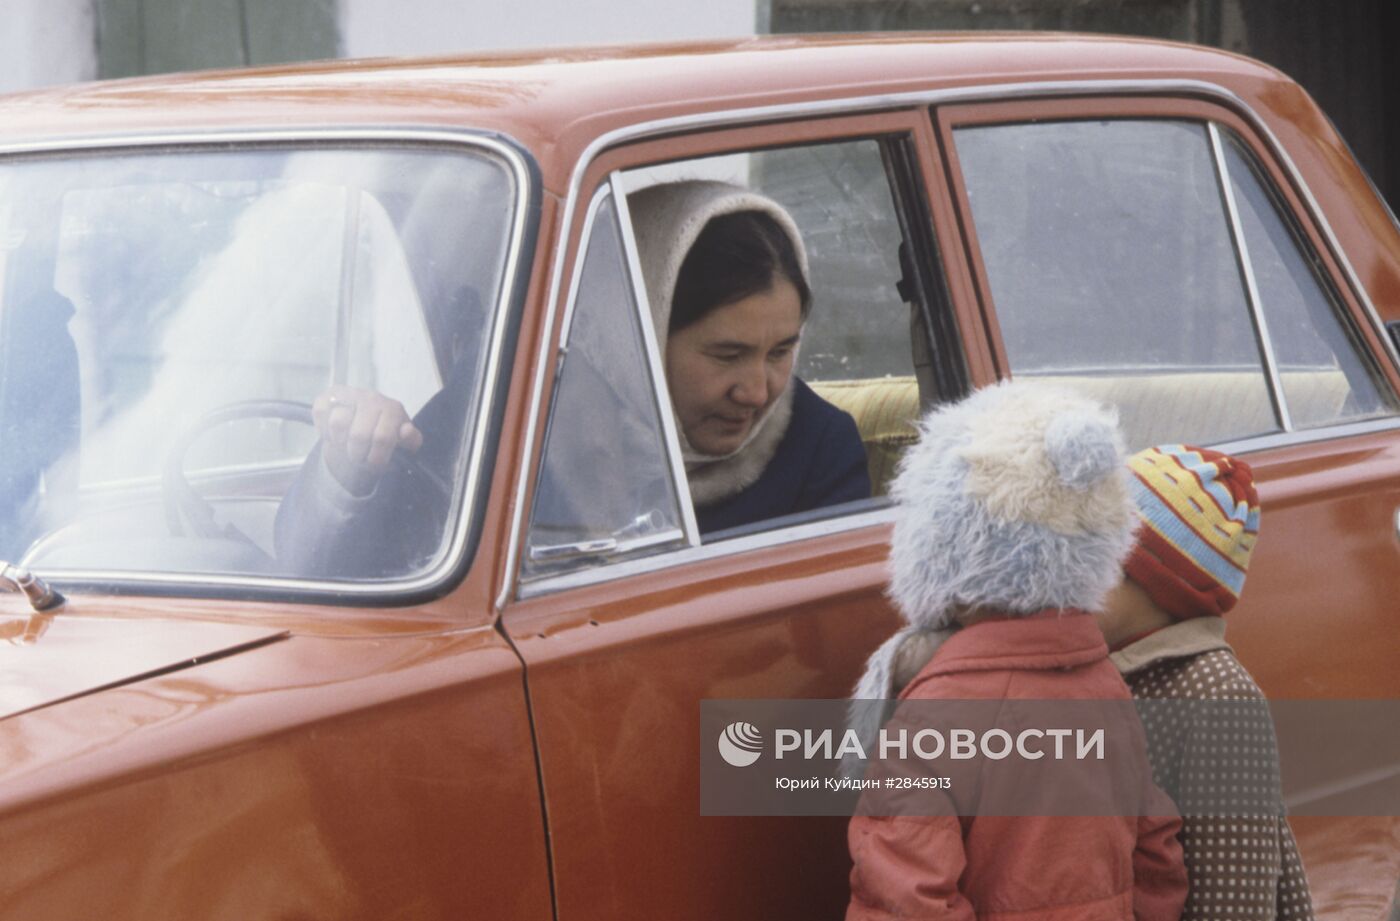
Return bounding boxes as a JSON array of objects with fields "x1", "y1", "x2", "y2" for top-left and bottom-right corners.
[
  {"x1": 314, "y1": 386, "x2": 425, "y2": 497},
  {"x1": 163, "y1": 397, "x2": 449, "y2": 546}
]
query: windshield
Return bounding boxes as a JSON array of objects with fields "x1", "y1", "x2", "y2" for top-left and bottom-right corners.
[{"x1": 0, "y1": 144, "x2": 517, "y2": 586}]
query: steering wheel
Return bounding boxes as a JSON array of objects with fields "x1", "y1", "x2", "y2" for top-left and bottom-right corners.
[
  {"x1": 162, "y1": 399, "x2": 452, "y2": 544},
  {"x1": 162, "y1": 399, "x2": 314, "y2": 546}
]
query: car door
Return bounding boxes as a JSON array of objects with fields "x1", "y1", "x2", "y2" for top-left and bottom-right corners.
[
  {"x1": 0, "y1": 134, "x2": 554, "y2": 920},
  {"x1": 497, "y1": 110, "x2": 971, "y2": 921},
  {"x1": 932, "y1": 94, "x2": 1400, "y2": 916}
]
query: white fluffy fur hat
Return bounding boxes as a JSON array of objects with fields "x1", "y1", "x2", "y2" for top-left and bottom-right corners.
[
  {"x1": 889, "y1": 379, "x2": 1135, "y2": 624},
  {"x1": 851, "y1": 380, "x2": 1136, "y2": 702}
]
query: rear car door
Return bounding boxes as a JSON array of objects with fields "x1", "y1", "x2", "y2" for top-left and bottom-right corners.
[{"x1": 932, "y1": 95, "x2": 1400, "y2": 915}]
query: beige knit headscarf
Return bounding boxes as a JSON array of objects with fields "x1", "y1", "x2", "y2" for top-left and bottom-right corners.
[{"x1": 626, "y1": 180, "x2": 811, "y2": 507}]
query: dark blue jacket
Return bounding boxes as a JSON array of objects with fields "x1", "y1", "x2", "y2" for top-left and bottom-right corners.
[{"x1": 697, "y1": 377, "x2": 870, "y2": 535}]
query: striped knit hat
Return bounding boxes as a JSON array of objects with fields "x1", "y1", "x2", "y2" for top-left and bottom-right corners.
[{"x1": 1124, "y1": 444, "x2": 1260, "y2": 619}]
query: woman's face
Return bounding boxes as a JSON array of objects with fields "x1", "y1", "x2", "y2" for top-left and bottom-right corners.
[{"x1": 664, "y1": 277, "x2": 802, "y2": 457}]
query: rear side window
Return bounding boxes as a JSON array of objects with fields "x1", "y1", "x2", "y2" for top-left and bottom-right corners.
[
  {"x1": 952, "y1": 116, "x2": 1395, "y2": 448},
  {"x1": 1218, "y1": 130, "x2": 1393, "y2": 427}
]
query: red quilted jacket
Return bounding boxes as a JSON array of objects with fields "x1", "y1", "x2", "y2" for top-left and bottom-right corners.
[{"x1": 846, "y1": 612, "x2": 1187, "y2": 921}]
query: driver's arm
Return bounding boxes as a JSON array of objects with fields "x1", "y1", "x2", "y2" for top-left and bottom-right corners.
[{"x1": 274, "y1": 387, "x2": 424, "y2": 577}]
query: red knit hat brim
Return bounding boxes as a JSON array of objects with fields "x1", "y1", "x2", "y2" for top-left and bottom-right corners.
[{"x1": 1123, "y1": 521, "x2": 1239, "y2": 620}]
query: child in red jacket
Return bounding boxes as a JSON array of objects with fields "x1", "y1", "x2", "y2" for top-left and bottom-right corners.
[{"x1": 846, "y1": 381, "x2": 1187, "y2": 921}]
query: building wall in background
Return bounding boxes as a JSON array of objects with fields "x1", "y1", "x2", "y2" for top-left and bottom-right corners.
[
  {"x1": 766, "y1": 0, "x2": 1395, "y2": 212},
  {"x1": 1238, "y1": 0, "x2": 1393, "y2": 211},
  {"x1": 771, "y1": 0, "x2": 1228, "y2": 41},
  {"x1": 337, "y1": 0, "x2": 756, "y2": 57},
  {"x1": 0, "y1": 0, "x2": 96, "y2": 94},
  {"x1": 0, "y1": 0, "x2": 1391, "y2": 208},
  {"x1": 95, "y1": 0, "x2": 337, "y2": 79}
]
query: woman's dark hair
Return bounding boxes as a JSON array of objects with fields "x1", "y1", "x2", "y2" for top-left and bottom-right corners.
[{"x1": 669, "y1": 210, "x2": 811, "y2": 334}]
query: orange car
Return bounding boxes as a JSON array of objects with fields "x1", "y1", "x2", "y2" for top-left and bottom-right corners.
[{"x1": 2, "y1": 33, "x2": 1398, "y2": 920}]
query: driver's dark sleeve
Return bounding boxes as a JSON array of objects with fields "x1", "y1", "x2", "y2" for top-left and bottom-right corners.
[
  {"x1": 274, "y1": 443, "x2": 391, "y2": 578},
  {"x1": 274, "y1": 382, "x2": 463, "y2": 580}
]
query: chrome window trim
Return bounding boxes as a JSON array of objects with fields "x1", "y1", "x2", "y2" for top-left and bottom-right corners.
[
  {"x1": 1213, "y1": 415, "x2": 1400, "y2": 455},
  {"x1": 555, "y1": 186, "x2": 614, "y2": 351},
  {"x1": 498, "y1": 77, "x2": 1400, "y2": 606},
  {"x1": 609, "y1": 171, "x2": 702, "y2": 548},
  {"x1": 3, "y1": 127, "x2": 534, "y2": 599},
  {"x1": 1210, "y1": 122, "x2": 1294, "y2": 432},
  {"x1": 521, "y1": 415, "x2": 1400, "y2": 599},
  {"x1": 518, "y1": 504, "x2": 894, "y2": 599},
  {"x1": 1250, "y1": 114, "x2": 1400, "y2": 378}
]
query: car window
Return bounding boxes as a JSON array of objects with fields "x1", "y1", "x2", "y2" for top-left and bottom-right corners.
[
  {"x1": 953, "y1": 118, "x2": 1279, "y2": 448},
  {"x1": 626, "y1": 140, "x2": 936, "y2": 509},
  {"x1": 951, "y1": 116, "x2": 1396, "y2": 448},
  {"x1": 0, "y1": 145, "x2": 517, "y2": 583},
  {"x1": 750, "y1": 141, "x2": 913, "y2": 382},
  {"x1": 48, "y1": 181, "x2": 442, "y2": 485},
  {"x1": 521, "y1": 134, "x2": 955, "y2": 586},
  {"x1": 1217, "y1": 129, "x2": 1397, "y2": 427},
  {"x1": 522, "y1": 190, "x2": 691, "y2": 582},
  {"x1": 622, "y1": 141, "x2": 917, "y2": 383}
]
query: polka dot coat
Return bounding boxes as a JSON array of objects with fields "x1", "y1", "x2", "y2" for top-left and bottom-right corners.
[{"x1": 1112, "y1": 617, "x2": 1315, "y2": 921}]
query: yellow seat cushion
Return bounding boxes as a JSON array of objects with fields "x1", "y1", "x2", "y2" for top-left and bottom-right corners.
[
  {"x1": 811, "y1": 369, "x2": 1352, "y2": 497},
  {"x1": 810, "y1": 376, "x2": 921, "y2": 496},
  {"x1": 1028, "y1": 369, "x2": 1350, "y2": 448}
]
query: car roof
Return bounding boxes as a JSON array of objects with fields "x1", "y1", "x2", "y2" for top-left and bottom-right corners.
[{"x1": 0, "y1": 32, "x2": 1287, "y2": 191}]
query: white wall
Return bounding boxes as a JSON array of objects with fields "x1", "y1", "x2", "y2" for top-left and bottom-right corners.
[
  {"x1": 338, "y1": 0, "x2": 757, "y2": 58},
  {"x1": 0, "y1": 0, "x2": 96, "y2": 94},
  {"x1": 0, "y1": 0, "x2": 755, "y2": 94}
]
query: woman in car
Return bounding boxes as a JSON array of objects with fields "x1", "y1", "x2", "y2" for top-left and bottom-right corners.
[
  {"x1": 627, "y1": 179, "x2": 869, "y2": 534},
  {"x1": 275, "y1": 180, "x2": 869, "y2": 575}
]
